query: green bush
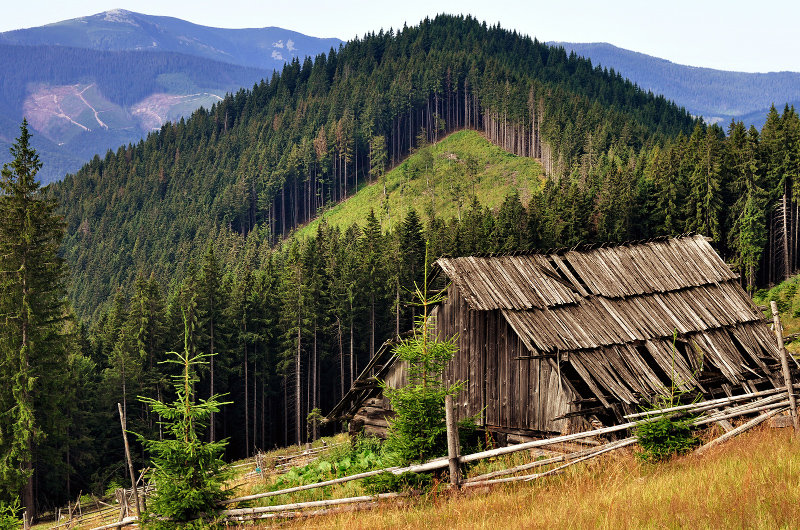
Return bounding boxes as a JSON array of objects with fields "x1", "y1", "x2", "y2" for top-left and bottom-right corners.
[
  {"x1": 0, "y1": 499, "x2": 20, "y2": 530},
  {"x1": 272, "y1": 435, "x2": 386, "y2": 489},
  {"x1": 362, "y1": 471, "x2": 433, "y2": 494},
  {"x1": 635, "y1": 414, "x2": 699, "y2": 463}
]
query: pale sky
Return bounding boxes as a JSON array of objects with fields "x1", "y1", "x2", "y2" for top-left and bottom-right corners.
[{"x1": 2, "y1": 0, "x2": 799, "y2": 73}]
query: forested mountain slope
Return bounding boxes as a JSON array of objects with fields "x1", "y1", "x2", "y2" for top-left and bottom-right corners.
[
  {"x1": 48, "y1": 14, "x2": 697, "y2": 318},
  {"x1": 555, "y1": 42, "x2": 800, "y2": 129},
  {"x1": 0, "y1": 10, "x2": 341, "y2": 182}
]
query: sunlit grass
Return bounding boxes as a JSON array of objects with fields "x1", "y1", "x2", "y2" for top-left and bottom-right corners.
[
  {"x1": 284, "y1": 426, "x2": 800, "y2": 529},
  {"x1": 294, "y1": 129, "x2": 544, "y2": 239}
]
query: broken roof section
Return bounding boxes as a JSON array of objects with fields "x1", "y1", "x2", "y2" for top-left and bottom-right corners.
[{"x1": 434, "y1": 235, "x2": 782, "y2": 406}]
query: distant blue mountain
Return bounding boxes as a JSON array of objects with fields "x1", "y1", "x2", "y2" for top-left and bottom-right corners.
[
  {"x1": 552, "y1": 42, "x2": 800, "y2": 129},
  {"x1": 0, "y1": 9, "x2": 342, "y2": 70},
  {"x1": 0, "y1": 10, "x2": 343, "y2": 182}
]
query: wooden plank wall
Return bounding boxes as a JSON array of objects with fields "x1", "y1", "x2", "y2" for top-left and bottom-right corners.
[{"x1": 437, "y1": 284, "x2": 574, "y2": 433}]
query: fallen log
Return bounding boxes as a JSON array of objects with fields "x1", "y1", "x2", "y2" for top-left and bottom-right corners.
[
  {"x1": 696, "y1": 400, "x2": 789, "y2": 426},
  {"x1": 222, "y1": 491, "x2": 411, "y2": 517},
  {"x1": 90, "y1": 516, "x2": 137, "y2": 530},
  {"x1": 224, "y1": 502, "x2": 381, "y2": 523},
  {"x1": 624, "y1": 386, "x2": 790, "y2": 420},
  {"x1": 695, "y1": 407, "x2": 787, "y2": 455},
  {"x1": 463, "y1": 437, "x2": 637, "y2": 488},
  {"x1": 221, "y1": 465, "x2": 404, "y2": 505},
  {"x1": 466, "y1": 436, "x2": 637, "y2": 483}
]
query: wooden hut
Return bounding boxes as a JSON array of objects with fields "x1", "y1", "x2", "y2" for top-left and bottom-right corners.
[{"x1": 329, "y1": 235, "x2": 787, "y2": 440}]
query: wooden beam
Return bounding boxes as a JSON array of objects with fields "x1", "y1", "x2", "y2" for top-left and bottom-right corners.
[
  {"x1": 222, "y1": 492, "x2": 410, "y2": 516},
  {"x1": 445, "y1": 395, "x2": 462, "y2": 487},
  {"x1": 466, "y1": 436, "x2": 637, "y2": 482},
  {"x1": 696, "y1": 407, "x2": 787, "y2": 455},
  {"x1": 91, "y1": 516, "x2": 138, "y2": 530},
  {"x1": 771, "y1": 301, "x2": 800, "y2": 434},
  {"x1": 117, "y1": 404, "x2": 141, "y2": 521}
]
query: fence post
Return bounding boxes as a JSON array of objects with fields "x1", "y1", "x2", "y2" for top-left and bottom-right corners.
[
  {"x1": 770, "y1": 301, "x2": 800, "y2": 433},
  {"x1": 118, "y1": 403, "x2": 142, "y2": 519},
  {"x1": 445, "y1": 394, "x2": 462, "y2": 487}
]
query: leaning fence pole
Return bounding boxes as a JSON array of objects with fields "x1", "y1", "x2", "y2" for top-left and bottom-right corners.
[
  {"x1": 696, "y1": 407, "x2": 787, "y2": 454},
  {"x1": 770, "y1": 301, "x2": 800, "y2": 433},
  {"x1": 445, "y1": 395, "x2": 462, "y2": 487},
  {"x1": 117, "y1": 403, "x2": 142, "y2": 520}
]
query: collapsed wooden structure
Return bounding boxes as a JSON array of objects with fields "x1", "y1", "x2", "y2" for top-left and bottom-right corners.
[{"x1": 329, "y1": 235, "x2": 791, "y2": 439}]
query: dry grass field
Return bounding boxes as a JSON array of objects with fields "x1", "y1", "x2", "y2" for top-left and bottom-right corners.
[{"x1": 282, "y1": 426, "x2": 800, "y2": 529}]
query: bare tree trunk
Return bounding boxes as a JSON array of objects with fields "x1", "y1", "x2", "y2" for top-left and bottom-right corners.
[
  {"x1": 312, "y1": 320, "x2": 318, "y2": 441},
  {"x1": 283, "y1": 375, "x2": 288, "y2": 447},
  {"x1": 209, "y1": 308, "x2": 215, "y2": 442},
  {"x1": 338, "y1": 318, "x2": 344, "y2": 400},
  {"x1": 349, "y1": 311, "x2": 355, "y2": 387},
  {"x1": 253, "y1": 350, "x2": 257, "y2": 450},
  {"x1": 784, "y1": 191, "x2": 791, "y2": 280},
  {"x1": 370, "y1": 293, "x2": 375, "y2": 359},
  {"x1": 296, "y1": 300, "x2": 302, "y2": 446},
  {"x1": 396, "y1": 280, "x2": 400, "y2": 338},
  {"x1": 295, "y1": 332, "x2": 302, "y2": 446},
  {"x1": 244, "y1": 340, "x2": 249, "y2": 457},
  {"x1": 261, "y1": 369, "x2": 265, "y2": 451}
]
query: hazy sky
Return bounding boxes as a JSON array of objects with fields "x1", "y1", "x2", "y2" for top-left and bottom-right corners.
[{"x1": 2, "y1": 0, "x2": 798, "y2": 73}]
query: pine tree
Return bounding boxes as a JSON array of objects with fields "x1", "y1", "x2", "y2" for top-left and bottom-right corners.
[
  {"x1": 359, "y1": 210, "x2": 388, "y2": 358},
  {"x1": 138, "y1": 317, "x2": 230, "y2": 527},
  {"x1": 0, "y1": 121, "x2": 68, "y2": 519},
  {"x1": 198, "y1": 244, "x2": 225, "y2": 442},
  {"x1": 397, "y1": 209, "x2": 426, "y2": 332}
]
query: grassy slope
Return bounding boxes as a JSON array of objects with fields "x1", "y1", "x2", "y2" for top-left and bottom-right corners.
[
  {"x1": 287, "y1": 427, "x2": 800, "y2": 529},
  {"x1": 295, "y1": 129, "x2": 544, "y2": 238},
  {"x1": 753, "y1": 276, "x2": 800, "y2": 354}
]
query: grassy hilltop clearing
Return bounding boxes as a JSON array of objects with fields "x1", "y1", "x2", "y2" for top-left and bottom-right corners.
[{"x1": 296, "y1": 129, "x2": 544, "y2": 237}]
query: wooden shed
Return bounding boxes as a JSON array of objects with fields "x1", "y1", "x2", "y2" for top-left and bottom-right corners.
[{"x1": 329, "y1": 235, "x2": 788, "y2": 440}]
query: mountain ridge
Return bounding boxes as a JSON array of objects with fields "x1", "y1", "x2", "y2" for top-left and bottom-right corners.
[
  {"x1": 552, "y1": 41, "x2": 800, "y2": 128},
  {"x1": 0, "y1": 9, "x2": 343, "y2": 70}
]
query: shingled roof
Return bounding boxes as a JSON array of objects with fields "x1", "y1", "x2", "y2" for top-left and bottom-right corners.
[
  {"x1": 329, "y1": 236, "x2": 785, "y2": 430},
  {"x1": 434, "y1": 235, "x2": 782, "y2": 406}
]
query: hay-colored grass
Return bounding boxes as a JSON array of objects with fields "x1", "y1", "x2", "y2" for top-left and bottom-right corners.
[{"x1": 284, "y1": 426, "x2": 800, "y2": 529}]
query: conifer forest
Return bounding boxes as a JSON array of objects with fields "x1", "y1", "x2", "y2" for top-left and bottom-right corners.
[{"x1": 1, "y1": 14, "x2": 799, "y2": 515}]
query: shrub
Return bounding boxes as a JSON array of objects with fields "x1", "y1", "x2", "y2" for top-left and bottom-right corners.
[
  {"x1": 635, "y1": 330, "x2": 700, "y2": 463},
  {"x1": 362, "y1": 471, "x2": 433, "y2": 494},
  {"x1": 0, "y1": 499, "x2": 20, "y2": 530},
  {"x1": 635, "y1": 414, "x2": 699, "y2": 463},
  {"x1": 272, "y1": 435, "x2": 386, "y2": 489}
]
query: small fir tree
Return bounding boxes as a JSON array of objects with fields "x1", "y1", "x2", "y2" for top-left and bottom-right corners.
[
  {"x1": 137, "y1": 314, "x2": 230, "y2": 528},
  {"x1": 382, "y1": 244, "x2": 461, "y2": 464}
]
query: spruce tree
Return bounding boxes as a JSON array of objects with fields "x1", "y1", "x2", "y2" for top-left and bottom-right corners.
[
  {"x1": 0, "y1": 120, "x2": 68, "y2": 519},
  {"x1": 138, "y1": 318, "x2": 230, "y2": 527}
]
